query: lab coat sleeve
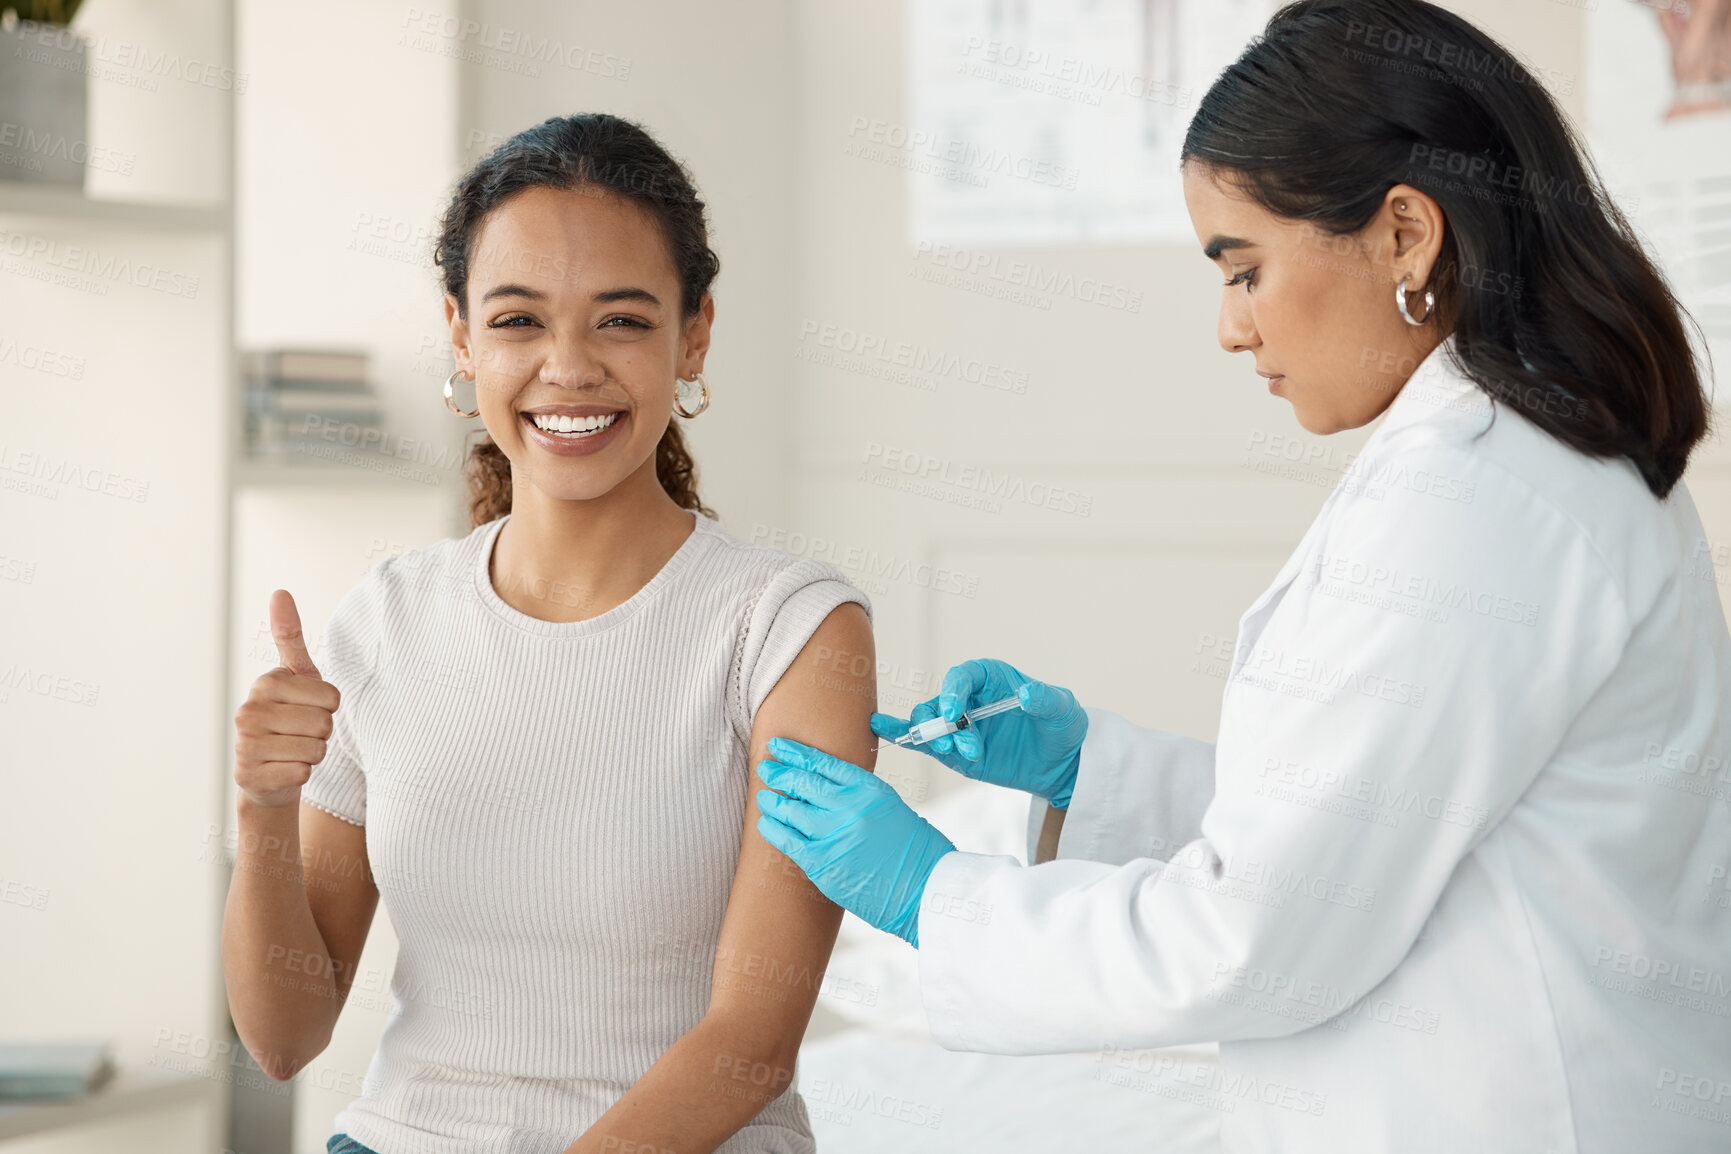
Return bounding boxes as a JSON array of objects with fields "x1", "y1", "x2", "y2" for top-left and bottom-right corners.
[
  {"x1": 1023, "y1": 709, "x2": 1216, "y2": 866},
  {"x1": 919, "y1": 446, "x2": 1633, "y2": 1055}
]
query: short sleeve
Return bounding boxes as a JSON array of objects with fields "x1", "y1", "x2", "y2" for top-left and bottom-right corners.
[
  {"x1": 300, "y1": 573, "x2": 383, "y2": 827},
  {"x1": 727, "y1": 559, "x2": 872, "y2": 745}
]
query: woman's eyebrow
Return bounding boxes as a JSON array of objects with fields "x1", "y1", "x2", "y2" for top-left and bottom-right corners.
[
  {"x1": 475, "y1": 284, "x2": 664, "y2": 306},
  {"x1": 593, "y1": 287, "x2": 662, "y2": 306},
  {"x1": 479, "y1": 283, "x2": 544, "y2": 304},
  {"x1": 1202, "y1": 235, "x2": 1255, "y2": 261}
]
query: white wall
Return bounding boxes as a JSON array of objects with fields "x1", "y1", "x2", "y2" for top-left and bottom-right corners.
[
  {"x1": 460, "y1": 0, "x2": 801, "y2": 534},
  {"x1": 0, "y1": 0, "x2": 231, "y2": 1145},
  {"x1": 786, "y1": 0, "x2": 1596, "y2": 810},
  {"x1": 235, "y1": 0, "x2": 466, "y2": 517},
  {"x1": 0, "y1": 216, "x2": 229, "y2": 1115}
]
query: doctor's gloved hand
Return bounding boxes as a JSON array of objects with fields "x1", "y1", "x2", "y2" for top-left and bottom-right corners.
[
  {"x1": 755, "y1": 737, "x2": 955, "y2": 948},
  {"x1": 870, "y1": 658, "x2": 1088, "y2": 809}
]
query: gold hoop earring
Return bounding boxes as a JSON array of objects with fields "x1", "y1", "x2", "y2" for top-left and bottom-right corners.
[
  {"x1": 673, "y1": 372, "x2": 711, "y2": 419},
  {"x1": 1396, "y1": 274, "x2": 1434, "y2": 327},
  {"x1": 444, "y1": 369, "x2": 479, "y2": 418}
]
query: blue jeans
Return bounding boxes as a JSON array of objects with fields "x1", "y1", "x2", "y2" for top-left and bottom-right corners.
[{"x1": 327, "y1": 1136, "x2": 381, "y2": 1154}]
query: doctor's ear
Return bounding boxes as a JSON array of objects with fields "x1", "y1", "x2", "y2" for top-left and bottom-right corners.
[{"x1": 1382, "y1": 185, "x2": 1446, "y2": 294}]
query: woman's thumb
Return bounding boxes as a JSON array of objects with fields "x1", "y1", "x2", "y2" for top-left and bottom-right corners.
[{"x1": 269, "y1": 589, "x2": 321, "y2": 678}]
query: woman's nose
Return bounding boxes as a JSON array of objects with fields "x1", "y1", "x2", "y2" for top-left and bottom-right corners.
[
  {"x1": 539, "y1": 332, "x2": 607, "y2": 390},
  {"x1": 1218, "y1": 292, "x2": 1257, "y2": 355}
]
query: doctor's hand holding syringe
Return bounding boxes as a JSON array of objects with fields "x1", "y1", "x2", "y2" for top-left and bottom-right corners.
[
  {"x1": 754, "y1": 658, "x2": 1085, "y2": 945},
  {"x1": 870, "y1": 659, "x2": 1088, "y2": 810}
]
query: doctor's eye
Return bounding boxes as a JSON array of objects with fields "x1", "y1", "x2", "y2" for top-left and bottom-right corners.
[{"x1": 1226, "y1": 268, "x2": 1258, "y2": 290}]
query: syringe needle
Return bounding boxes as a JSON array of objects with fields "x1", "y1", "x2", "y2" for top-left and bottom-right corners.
[{"x1": 878, "y1": 693, "x2": 1025, "y2": 751}]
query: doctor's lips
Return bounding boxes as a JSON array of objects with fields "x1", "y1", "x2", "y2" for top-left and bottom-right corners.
[{"x1": 519, "y1": 401, "x2": 628, "y2": 450}]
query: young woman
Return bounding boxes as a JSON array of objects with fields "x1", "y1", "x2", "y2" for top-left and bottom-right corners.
[
  {"x1": 222, "y1": 113, "x2": 875, "y2": 1154},
  {"x1": 757, "y1": 2, "x2": 1730, "y2": 1151}
]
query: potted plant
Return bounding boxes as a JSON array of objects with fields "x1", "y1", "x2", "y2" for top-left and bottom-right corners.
[{"x1": 0, "y1": 1, "x2": 89, "y2": 187}]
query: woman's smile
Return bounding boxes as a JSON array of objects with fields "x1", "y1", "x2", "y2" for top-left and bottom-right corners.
[{"x1": 519, "y1": 403, "x2": 630, "y2": 457}]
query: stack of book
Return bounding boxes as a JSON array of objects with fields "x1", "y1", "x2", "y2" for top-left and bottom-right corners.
[
  {"x1": 0, "y1": 1041, "x2": 114, "y2": 1099},
  {"x1": 243, "y1": 348, "x2": 382, "y2": 458}
]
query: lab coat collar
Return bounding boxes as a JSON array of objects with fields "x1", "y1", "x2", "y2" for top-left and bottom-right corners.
[
  {"x1": 1225, "y1": 335, "x2": 1483, "y2": 685},
  {"x1": 1358, "y1": 333, "x2": 1489, "y2": 453}
]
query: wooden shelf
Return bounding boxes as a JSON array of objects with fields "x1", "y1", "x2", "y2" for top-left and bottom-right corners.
[
  {"x1": 232, "y1": 455, "x2": 458, "y2": 489},
  {"x1": 0, "y1": 183, "x2": 228, "y2": 232},
  {"x1": 0, "y1": 1070, "x2": 223, "y2": 1142}
]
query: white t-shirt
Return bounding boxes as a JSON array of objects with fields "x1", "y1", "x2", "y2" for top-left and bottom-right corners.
[{"x1": 300, "y1": 510, "x2": 871, "y2": 1154}]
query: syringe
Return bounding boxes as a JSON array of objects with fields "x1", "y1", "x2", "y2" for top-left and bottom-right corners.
[{"x1": 892, "y1": 693, "x2": 1024, "y2": 749}]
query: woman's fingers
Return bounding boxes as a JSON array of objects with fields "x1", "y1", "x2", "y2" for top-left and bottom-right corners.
[
  {"x1": 269, "y1": 590, "x2": 321, "y2": 679},
  {"x1": 235, "y1": 732, "x2": 329, "y2": 769},
  {"x1": 261, "y1": 700, "x2": 337, "y2": 739}
]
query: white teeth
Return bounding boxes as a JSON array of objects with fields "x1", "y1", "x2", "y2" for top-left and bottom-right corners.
[{"x1": 529, "y1": 412, "x2": 619, "y2": 436}]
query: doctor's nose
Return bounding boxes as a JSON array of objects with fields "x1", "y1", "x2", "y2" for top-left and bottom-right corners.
[{"x1": 1217, "y1": 294, "x2": 1258, "y2": 355}]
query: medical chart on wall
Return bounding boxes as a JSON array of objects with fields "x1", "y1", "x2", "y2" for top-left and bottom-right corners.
[
  {"x1": 905, "y1": 0, "x2": 1273, "y2": 247},
  {"x1": 1585, "y1": 0, "x2": 1731, "y2": 403}
]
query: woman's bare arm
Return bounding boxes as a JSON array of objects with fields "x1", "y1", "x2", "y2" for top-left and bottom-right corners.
[
  {"x1": 563, "y1": 601, "x2": 875, "y2": 1154},
  {"x1": 222, "y1": 595, "x2": 379, "y2": 1080},
  {"x1": 222, "y1": 800, "x2": 379, "y2": 1079}
]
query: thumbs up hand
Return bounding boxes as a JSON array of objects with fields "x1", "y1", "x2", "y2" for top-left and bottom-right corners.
[{"x1": 232, "y1": 590, "x2": 343, "y2": 809}]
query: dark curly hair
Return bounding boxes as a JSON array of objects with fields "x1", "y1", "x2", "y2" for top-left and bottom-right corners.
[{"x1": 433, "y1": 113, "x2": 720, "y2": 526}]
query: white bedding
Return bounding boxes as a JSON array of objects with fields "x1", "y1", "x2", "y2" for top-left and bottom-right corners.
[
  {"x1": 795, "y1": 774, "x2": 1225, "y2": 1153},
  {"x1": 797, "y1": 1029, "x2": 1224, "y2": 1153}
]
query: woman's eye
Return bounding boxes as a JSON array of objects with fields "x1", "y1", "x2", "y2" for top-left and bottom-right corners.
[
  {"x1": 489, "y1": 314, "x2": 535, "y2": 328},
  {"x1": 600, "y1": 316, "x2": 650, "y2": 330},
  {"x1": 1226, "y1": 268, "x2": 1257, "y2": 289}
]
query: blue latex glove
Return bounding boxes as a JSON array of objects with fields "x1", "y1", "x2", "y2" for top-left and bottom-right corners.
[
  {"x1": 755, "y1": 736, "x2": 956, "y2": 947},
  {"x1": 869, "y1": 658, "x2": 1088, "y2": 809}
]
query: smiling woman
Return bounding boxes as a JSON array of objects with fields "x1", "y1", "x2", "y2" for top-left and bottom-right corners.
[
  {"x1": 220, "y1": 113, "x2": 877, "y2": 1154},
  {"x1": 438, "y1": 116, "x2": 720, "y2": 527}
]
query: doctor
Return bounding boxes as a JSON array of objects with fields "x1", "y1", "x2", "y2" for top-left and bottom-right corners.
[{"x1": 756, "y1": 1, "x2": 1731, "y2": 1151}]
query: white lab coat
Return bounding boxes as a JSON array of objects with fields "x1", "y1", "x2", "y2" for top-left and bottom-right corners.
[{"x1": 916, "y1": 338, "x2": 1731, "y2": 1153}]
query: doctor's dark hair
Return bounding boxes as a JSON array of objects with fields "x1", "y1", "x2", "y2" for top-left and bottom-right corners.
[
  {"x1": 434, "y1": 113, "x2": 720, "y2": 527},
  {"x1": 1182, "y1": 0, "x2": 1710, "y2": 498}
]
